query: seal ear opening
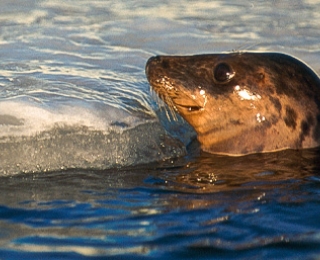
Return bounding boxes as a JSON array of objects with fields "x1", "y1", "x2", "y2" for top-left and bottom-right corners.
[{"x1": 213, "y1": 63, "x2": 235, "y2": 84}]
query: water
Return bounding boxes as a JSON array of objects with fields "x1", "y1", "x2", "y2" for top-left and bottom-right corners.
[{"x1": 0, "y1": 0, "x2": 320, "y2": 259}]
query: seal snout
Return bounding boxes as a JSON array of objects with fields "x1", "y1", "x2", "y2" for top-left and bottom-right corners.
[
  {"x1": 145, "y1": 56, "x2": 165, "y2": 83},
  {"x1": 145, "y1": 56, "x2": 161, "y2": 73},
  {"x1": 147, "y1": 55, "x2": 161, "y2": 65}
]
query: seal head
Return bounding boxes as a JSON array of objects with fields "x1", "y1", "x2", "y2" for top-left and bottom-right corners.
[{"x1": 146, "y1": 52, "x2": 320, "y2": 155}]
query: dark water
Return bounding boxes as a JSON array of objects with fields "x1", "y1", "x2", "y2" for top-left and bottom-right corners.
[
  {"x1": 1, "y1": 0, "x2": 320, "y2": 259},
  {"x1": 1, "y1": 148, "x2": 320, "y2": 259}
]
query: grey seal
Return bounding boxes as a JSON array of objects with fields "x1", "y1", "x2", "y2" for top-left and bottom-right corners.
[{"x1": 146, "y1": 52, "x2": 320, "y2": 155}]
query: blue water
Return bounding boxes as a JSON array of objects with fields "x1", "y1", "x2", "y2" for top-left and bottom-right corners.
[{"x1": 0, "y1": 0, "x2": 320, "y2": 259}]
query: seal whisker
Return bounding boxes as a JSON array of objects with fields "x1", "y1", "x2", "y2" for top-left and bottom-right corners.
[
  {"x1": 231, "y1": 41, "x2": 261, "y2": 53},
  {"x1": 150, "y1": 89, "x2": 178, "y2": 122},
  {"x1": 163, "y1": 96, "x2": 178, "y2": 122}
]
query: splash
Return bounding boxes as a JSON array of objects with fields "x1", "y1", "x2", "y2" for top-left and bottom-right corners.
[{"x1": 0, "y1": 97, "x2": 186, "y2": 175}]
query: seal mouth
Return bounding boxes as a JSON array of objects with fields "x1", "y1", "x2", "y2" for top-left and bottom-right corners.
[
  {"x1": 152, "y1": 87, "x2": 204, "y2": 114},
  {"x1": 183, "y1": 106, "x2": 203, "y2": 112},
  {"x1": 173, "y1": 102, "x2": 203, "y2": 112},
  {"x1": 146, "y1": 56, "x2": 204, "y2": 113}
]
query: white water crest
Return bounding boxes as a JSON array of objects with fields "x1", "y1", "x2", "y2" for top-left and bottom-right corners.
[{"x1": 0, "y1": 96, "x2": 187, "y2": 174}]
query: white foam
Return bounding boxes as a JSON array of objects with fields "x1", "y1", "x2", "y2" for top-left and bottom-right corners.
[{"x1": 0, "y1": 97, "x2": 144, "y2": 138}]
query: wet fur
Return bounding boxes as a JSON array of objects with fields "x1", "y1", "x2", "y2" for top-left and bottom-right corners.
[{"x1": 146, "y1": 52, "x2": 320, "y2": 155}]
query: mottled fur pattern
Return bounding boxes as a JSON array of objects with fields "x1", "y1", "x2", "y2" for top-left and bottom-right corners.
[{"x1": 146, "y1": 52, "x2": 320, "y2": 155}]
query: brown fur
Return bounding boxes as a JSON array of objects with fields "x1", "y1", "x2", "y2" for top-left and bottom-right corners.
[{"x1": 145, "y1": 52, "x2": 320, "y2": 155}]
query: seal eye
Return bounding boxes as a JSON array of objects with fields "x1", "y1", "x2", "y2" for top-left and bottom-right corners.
[{"x1": 214, "y1": 63, "x2": 235, "y2": 83}]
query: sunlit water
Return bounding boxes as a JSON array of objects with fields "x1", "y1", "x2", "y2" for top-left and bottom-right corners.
[{"x1": 0, "y1": 0, "x2": 320, "y2": 259}]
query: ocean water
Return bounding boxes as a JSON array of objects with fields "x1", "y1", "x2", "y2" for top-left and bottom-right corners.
[{"x1": 0, "y1": 0, "x2": 320, "y2": 259}]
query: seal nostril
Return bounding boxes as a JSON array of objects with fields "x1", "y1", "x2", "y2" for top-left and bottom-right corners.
[
  {"x1": 153, "y1": 56, "x2": 161, "y2": 62},
  {"x1": 146, "y1": 56, "x2": 165, "y2": 76},
  {"x1": 147, "y1": 56, "x2": 161, "y2": 66},
  {"x1": 146, "y1": 56, "x2": 160, "y2": 72}
]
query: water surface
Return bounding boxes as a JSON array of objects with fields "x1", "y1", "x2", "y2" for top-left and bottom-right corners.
[{"x1": 0, "y1": 0, "x2": 320, "y2": 259}]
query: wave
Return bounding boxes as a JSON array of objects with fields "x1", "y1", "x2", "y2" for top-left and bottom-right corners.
[{"x1": 0, "y1": 98, "x2": 186, "y2": 175}]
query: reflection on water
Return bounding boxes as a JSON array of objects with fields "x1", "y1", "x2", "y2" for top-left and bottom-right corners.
[
  {"x1": 151, "y1": 148, "x2": 320, "y2": 195},
  {"x1": 0, "y1": 148, "x2": 319, "y2": 257}
]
